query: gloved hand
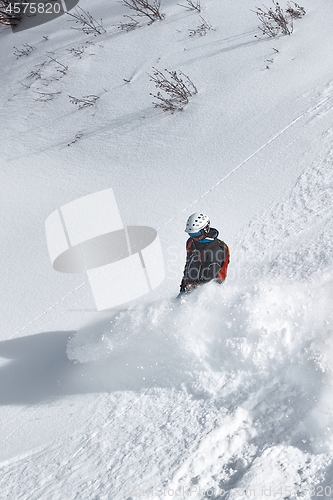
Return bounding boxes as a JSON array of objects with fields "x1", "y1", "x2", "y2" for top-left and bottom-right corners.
[{"x1": 177, "y1": 289, "x2": 186, "y2": 299}]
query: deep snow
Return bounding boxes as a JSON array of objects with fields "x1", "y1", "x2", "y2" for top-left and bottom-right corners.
[{"x1": 1, "y1": 0, "x2": 333, "y2": 498}]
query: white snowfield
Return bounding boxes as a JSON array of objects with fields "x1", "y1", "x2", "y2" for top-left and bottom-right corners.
[{"x1": 1, "y1": 0, "x2": 333, "y2": 498}]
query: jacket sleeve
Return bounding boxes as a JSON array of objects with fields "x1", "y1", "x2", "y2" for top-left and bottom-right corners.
[
  {"x1": 180, "y1": 240, "x2": 193, "y2": 291},
  {"x1": 216, "y1": 242, "x2": 229, "y2": 281}
]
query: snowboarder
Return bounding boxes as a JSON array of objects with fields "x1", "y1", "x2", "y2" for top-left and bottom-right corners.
[{"x1": 179, "y1": 213, "x2": 230, "y2": 295}]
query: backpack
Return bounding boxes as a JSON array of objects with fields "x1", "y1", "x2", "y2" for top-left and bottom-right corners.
[{"x1": 184, "y1": 238, "x2": 229, "y2": 284}]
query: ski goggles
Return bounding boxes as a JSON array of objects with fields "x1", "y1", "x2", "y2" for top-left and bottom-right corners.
[
  {"x1": 188, "y1": 223, "x2": 210, "y2": 239},
  {"x1": 188, "y1": 231, "x2": 202, "y2": 238}
]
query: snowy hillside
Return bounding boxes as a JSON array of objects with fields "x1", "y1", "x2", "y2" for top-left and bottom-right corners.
[{"x1": 1, "y1": 0, "x2": 333, "y2": 498}]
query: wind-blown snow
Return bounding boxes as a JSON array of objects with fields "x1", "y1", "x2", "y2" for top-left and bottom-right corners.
[{"x1": 1, "y1": 0, "x2": 333, "y2": 498}]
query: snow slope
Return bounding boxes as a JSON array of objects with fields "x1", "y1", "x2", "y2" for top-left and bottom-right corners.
[{"x1": 1, "y1": 0, "x2": 333, "y2": 498}]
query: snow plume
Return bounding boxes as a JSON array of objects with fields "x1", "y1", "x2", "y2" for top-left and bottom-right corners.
[{"x1": 67, "y1": 272, "x2": 333, "y2": 450}]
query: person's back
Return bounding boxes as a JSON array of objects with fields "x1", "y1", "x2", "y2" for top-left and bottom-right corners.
[{"x1": 180, "y1": 213, "x2": 229, "y2": 294}]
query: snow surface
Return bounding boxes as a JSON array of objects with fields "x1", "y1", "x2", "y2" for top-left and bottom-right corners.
[{"x1": 1, "y1": 0, "x2": 333, "y2": 498}]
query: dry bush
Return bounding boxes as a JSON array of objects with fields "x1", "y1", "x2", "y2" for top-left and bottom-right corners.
[
  {"x1": 121, "y1": 0, "x2": 165, "y2": 23},
  {"x1": 178, "y1": 0, "x2": 201, "y2": 12},
  {"x1": 117, "y1": 15, "x2": 139, "y2": 31},
  {"x1": 286, "y1": 1, "x2": 306, "y2": 19},
  {"x1": 69, "y1": 94, "x2": 100, "y2": 109},
  {"x1": 149, "y1": 68, "x2": 198, "y2": 113},
  {"x1": 253, "y1": 1, "x2": 305, "y2": 37},
  {"x1": 14, "y1": 43, "x2": 35, "y2": 57},
  {"x1": 67, "y1": 6, "x2": 106, "y2": 35},
  {"x1": 189, "y1": 16, "x2": 213, "y2": 36}
]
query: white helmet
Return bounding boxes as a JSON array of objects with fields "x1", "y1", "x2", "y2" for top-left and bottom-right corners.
[{"x1": 185, "y1": 213, "x2": 210, "y2": 234}]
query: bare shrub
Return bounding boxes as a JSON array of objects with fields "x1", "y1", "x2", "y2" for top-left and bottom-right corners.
[
  {"x1": 46, "y1": 56, "x2": 68, "y2": 76},
  {"x1": 178, "y1": 0, "x2": 201, "y2": 12},
  {"x1": 121, "y1": 0, "x2": 165, "y2": 23},
  {"x1": 0, "y1": 0, "x2": 22, "y2": 26},
  {"x1": 67, "y1": 41, "x2": 94, "y2": 59},
  {"x1": 189, "y1": 16, "x2": 213, "y2": 36},
  {"x1": 68, "y1": 132, "x2": 83, "y2": 147},
  {"x1": 286, "y1": 1, "x2": 306, "y2": 19},
  {"x1": 67, "y1": 46, "x2": 85, "y2": 59},
  {"x1": 149, "y1": 68, "x2": 198, "y2": 113},
  {"x1": 14, "y1": 43, "x2": 35, "y2": 58},
  {"x1": 67, "y1": 6, "x2": 106, "y2": 35},
  {"x1": 253, "y1": 1, "x2": 305, "y2": 37},
  {"x1": 253, "y1": 1, "x2": 293, "y2": 37},
  {"x1": 21, "y1": 57, "x2": 68, "y2": 91},
  {"x1": 69, "y1": 94, "x2": 100, "y2": 109},
  {"x1": 26, "y1": 67, "x2": 42, "y2": 83},
  {"x1": 34, "y1": 91, "x2": 61, "y2": 102},
  {"x1": 117, "y1": 15, "x2": 139, "y2": 31}
]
